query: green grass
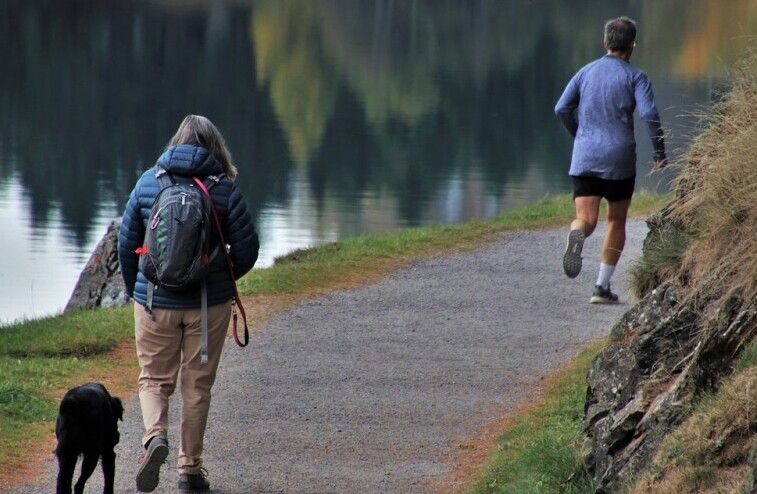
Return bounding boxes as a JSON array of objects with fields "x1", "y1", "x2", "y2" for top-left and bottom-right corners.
[
  {"x1": 0, "y1": 191, "x2": 669, "y2": 484},
  {"x1": 465, "y1": 343, "x2": 602, "y2": 494},
  {"x1": 0, "y1": 358, "x2": 89, "y2": 421},
  {"x1": 628, "y1": 225, "x2": 691, "y2": 298},
  {"x1": 0, "y1": 307, "x2": 135, "y2": 476},
  {"x1": 0, "y1": 306, "x2": 133, "y2": 358},
  {"x1": 0, "y1": 354, "x2": 130, "y2": 480}
]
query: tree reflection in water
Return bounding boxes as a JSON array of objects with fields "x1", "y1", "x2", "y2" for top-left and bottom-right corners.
[{"x1": 0, "y1": 0, "x2": 753, "y2": 321}]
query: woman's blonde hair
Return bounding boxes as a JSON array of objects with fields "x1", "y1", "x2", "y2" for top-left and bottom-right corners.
[{"x1": 167, "y1": 115, "x2": 238, "y2": 179}]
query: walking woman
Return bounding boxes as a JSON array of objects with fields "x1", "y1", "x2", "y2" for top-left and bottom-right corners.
[{"x1": 118, "y1": 115, "x2": 259, "y2": 492}]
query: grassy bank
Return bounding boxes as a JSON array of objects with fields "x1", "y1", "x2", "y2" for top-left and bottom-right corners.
[
  {"x1": 0, "y1": 191, "x2": 668, "y2": 488},
  {"x1": 464, "y1": 342, "x2": 604, "y2": 494}
]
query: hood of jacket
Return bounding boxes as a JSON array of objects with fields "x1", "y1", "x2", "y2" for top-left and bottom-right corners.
[{"x1": 157, "y1": 145, "x2": 224, "y2": 177}]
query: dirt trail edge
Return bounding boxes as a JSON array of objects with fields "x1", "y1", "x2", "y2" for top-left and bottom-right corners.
[{"x1": 14, "y1": 221, "x2": 646, "y2": 494}]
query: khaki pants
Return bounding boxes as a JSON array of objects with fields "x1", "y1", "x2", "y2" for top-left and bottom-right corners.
[{"x1": 134, "y1": 301, "x2": 231, "y2": 475}]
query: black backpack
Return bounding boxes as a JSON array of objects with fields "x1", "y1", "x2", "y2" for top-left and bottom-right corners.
[
  {"x1": 138, "y1": 166, "x2": 223, "y2": 292},
  {"x1": 137, "y1": 165, "x2": 250, "y2": 364}
]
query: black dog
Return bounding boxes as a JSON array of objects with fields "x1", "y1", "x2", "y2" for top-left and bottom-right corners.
[{"x1": 55, "y1": 382, "x2": 124, "y2": 494}]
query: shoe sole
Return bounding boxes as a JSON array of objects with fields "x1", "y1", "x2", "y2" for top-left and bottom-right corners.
[
  {"x1": 178, "y1": 485, "x2": 210, "y2": 493},
  {"x1": 136, "y1": 442, "x2": 168, "y2": 493},
  {"x1": 563, "y1": 230, "x2": 585, "y2": 278},
  {"x1": 590, "y1": 295, "x2": 620, "y2": 304},
  {"x1": 178, "y1": 476, "x2": 211, "y2": 493},
  {"x1": 178, "y1": 483, "x2": 210, "y2": 493}
]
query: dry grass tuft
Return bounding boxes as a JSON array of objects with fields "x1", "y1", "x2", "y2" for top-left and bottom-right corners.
[
  {"x1": 622, "y1": 49, "x2": 757, "y2": 494},
  {"x1": 665, "y1": 51, "x2": 757, "y2": 301},
  {"x1": 628, "y1": 363, "x2": 757, "y2": 493}
]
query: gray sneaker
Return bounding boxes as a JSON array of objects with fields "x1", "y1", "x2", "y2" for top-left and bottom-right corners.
[
  {"x1": 178, "y1": 468, "x2": 210, "y2": 492},
  {"x1": 136, "y1": 436, "x2": 169, "y2": 493},
  {"x1": 590, "y1": 284, "x2": 620, "y2": 304},
  {"x1": 563, "y1": 229, "x2": 585, "y2": 278}
]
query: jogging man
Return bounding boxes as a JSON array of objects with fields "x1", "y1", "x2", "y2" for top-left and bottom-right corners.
[{"x1": 554, "y1": 16, "x2": 666, "y2": 303}]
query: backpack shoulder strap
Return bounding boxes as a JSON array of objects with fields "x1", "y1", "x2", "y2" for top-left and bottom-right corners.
[
  {"x1": 202, "y1": 173, "x2": 225, "y2": 191},
  {"x1": 144, "y1": 165, "x2": 177, "y2": 320},
  {"x1": 154, "y1": 165, "x2": 176, "y2": 190}
]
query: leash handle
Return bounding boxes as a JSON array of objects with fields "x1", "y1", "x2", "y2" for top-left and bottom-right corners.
[{"x1": 194, "y1": 177, "x2": 250, "y2": 347}]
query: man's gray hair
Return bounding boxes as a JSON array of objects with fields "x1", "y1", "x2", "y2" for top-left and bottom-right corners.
[{"x1": 604, "y1": 16, "x2": 637, "y2": 51}]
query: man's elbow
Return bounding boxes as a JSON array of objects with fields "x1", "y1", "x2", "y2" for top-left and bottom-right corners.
[
  {"x1": 640, "y1": 111, "x2": 662, "y2": 124},
  {"x1": 555, "y1": 107, "x2": 576, "y2": 124}
]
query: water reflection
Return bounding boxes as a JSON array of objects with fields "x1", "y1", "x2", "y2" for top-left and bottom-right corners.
[
  {"x1": 0, "y1": 0, "x2": 755, "y2": 323},
  {"x1": 0, "y1": 176, "x2": 119, "y2": 322}
]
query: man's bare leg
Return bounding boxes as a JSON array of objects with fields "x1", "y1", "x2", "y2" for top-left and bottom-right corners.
[
  {"x1": 602, "y1": 198, "x2": 631, "y2": 266},
  {"x1": 563, "y1": 196, "x2": 601, "y2": 278},
  {"x1": 571, "y1": 196, "x2": 601, "y2": 237},
  {"x1": 591, "y1": 198, "x2": 632, "y2": 303}
]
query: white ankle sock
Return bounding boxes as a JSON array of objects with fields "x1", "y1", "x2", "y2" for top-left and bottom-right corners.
[{"x1": 596, "y1": 263, "x2": 615, "y2": 289}]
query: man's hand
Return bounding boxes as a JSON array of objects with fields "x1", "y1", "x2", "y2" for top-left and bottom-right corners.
[{"x1": 653, "y1": 159, "x2": 666, "y2": 169}]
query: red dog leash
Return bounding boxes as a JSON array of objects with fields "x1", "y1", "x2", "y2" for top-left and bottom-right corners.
[{"x1": 194, "y1": 177, "x2": 250, "y2": 348}]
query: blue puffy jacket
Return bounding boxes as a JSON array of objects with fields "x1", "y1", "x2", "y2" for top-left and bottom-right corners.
[{"x1": 118, "y1": 145, "x2": 259, "y2": 309}]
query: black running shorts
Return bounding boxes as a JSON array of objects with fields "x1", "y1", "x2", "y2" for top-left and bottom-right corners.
[{"x1": 571, "y1": 175, "x2": 635, "y2": 202}]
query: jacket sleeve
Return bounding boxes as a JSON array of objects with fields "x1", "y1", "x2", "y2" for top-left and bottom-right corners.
[
  {"x1": 117, "y1": 180, "x2": 146, "y2": 298},
  {"x1": 224, "y1": 182, "x2": 259, "y2": 279}
]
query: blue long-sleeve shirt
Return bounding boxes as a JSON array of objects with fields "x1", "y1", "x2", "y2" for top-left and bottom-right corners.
[{"x1": 555, "y1": 54, "x2": 666, "y2": 180}]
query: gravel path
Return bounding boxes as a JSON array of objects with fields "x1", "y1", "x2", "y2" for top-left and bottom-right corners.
[{"x1": 14, "y1": 221, "x2": 646, "y2": 494}]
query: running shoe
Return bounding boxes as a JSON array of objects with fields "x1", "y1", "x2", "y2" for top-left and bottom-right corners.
[
  {"x1": 563, "y1": 229, "x2": 585, "y2": 278},
  {"x1": 590, "y1": 285, "x2": 620, "y2": 304}
]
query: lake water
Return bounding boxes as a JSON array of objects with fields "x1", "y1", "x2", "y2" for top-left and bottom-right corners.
[{"x1": 1, "y1": 0, "x2": 754, "y2": 324}]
